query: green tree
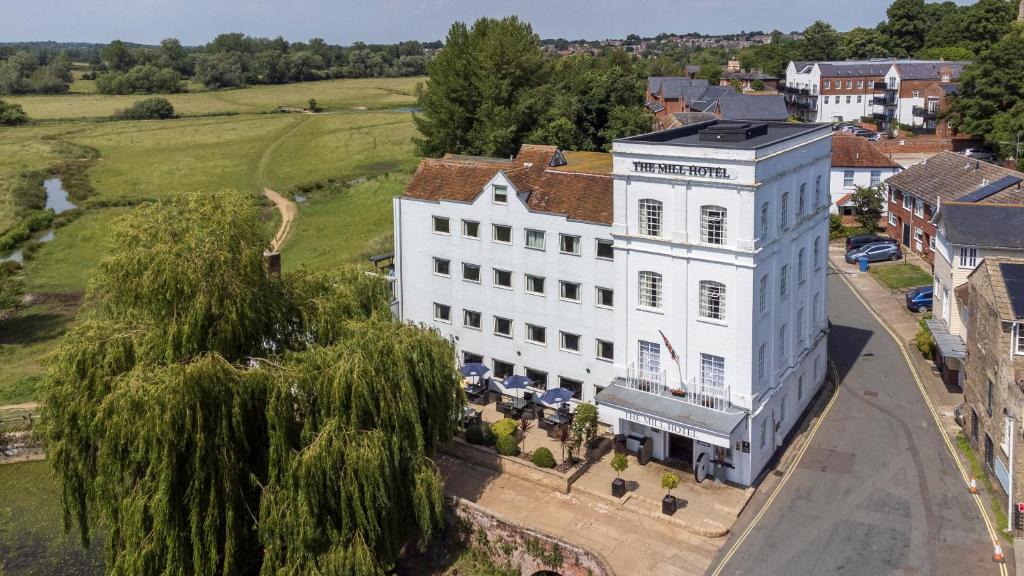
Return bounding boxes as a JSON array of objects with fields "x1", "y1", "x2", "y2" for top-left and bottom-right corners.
[
  {"x1": 884, "y1": 0, "x2": 929, "y2": 56},
  {"x1": 41, "y1": 190, "x2": 461, "y2": 575},
  {"x1": 102, "y1": 39, "x2": 136, "y2": 72},
  {"x1": 158, "y1": 38, "x2": 189, "y2": 74},
  {"x1": 696, "y1": 62, "x2": 722, "y2": 85},
  {"x1": 797, "y1": 21, "x2": 841, "y2": 61},
  {"x1": 194, "y1": 52, "x2": 245, "y2": 88},
  {"x1": 117, "y1": 97, "x2": 175, "y2": 120},
  {"x1": 915, "y1": 46, "x2": 974, "y2": 60},
  {"x1": 838, "y1": 27, "x2": 891, "y2": 60},
  {"x1": 599, "y1": 106, "x2": 652, "y2": 148},
  {"x1": 851, "y1": 185, "x2": 885, "y2": 232},
  {"x1": 946, "y1": 23, "x2": 1024, "y2": 160}
]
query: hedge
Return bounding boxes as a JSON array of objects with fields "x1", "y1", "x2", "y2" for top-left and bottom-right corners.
[
  {"x1": 495, "y1": 434, "x2": 519, "y2": 456},
  {"x1": 465, "y1": 423, "x2": 495, "y2": 446},
  {"x1": 492, "y1": 418, "x2": 518, "y2": 438},
  {"x1": 531, "y1": 447, "x2": 556, "y2": 469}
]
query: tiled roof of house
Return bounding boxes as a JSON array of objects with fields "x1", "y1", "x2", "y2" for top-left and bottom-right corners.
[
  {"x1": 665, "y1": 112, "x2": 717, "y2": 129},
  {"x1": 969, "y1": 257, "x2": 1024, "y2": 322},
  {"x1": 935, "y1": 203, "x2": 1024, "y2": 249},
  {"x1": 892, "y1": 61, "x2": 969, "y2": 81},
  {"x1": 885, "y1": 151, "x2": 1024, "y2": 206},
  {"x1": 721, "y1": 70, "x2": 778, "y2": 81},
  {"x1": 831, "y1": 133, "x2": 901, "y2": 168},
  {"x1": 404, "y1": 144, "x2": 613, "y2": 225},
  {"x1": 716, "y1": 94, "x2": 788, "y2": 121}
]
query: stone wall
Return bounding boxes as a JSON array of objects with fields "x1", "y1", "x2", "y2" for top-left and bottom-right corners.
[{"x1": 448, "y1": 496, "x2": 614, "y2": 576}]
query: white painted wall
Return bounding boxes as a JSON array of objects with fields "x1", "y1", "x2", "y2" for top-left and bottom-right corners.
[{"x1": 828, "y1": 166, "x2": 900, "y2": 214}]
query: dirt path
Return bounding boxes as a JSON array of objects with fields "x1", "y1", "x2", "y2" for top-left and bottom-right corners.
[
  {"x1": 264, "y1": 188, "x2": 297, "y2": 252},
  {"x1": 0, "y1": 402, "x2": 40, "y2": 414}
]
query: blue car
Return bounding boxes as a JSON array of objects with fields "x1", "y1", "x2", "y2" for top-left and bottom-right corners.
[{"x1": 905, "y1": 285, "x2": 933, "y2": 313}]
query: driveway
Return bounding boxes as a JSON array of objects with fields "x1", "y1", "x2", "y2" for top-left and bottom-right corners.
[{"x1": 709, "y1": 273, "x2": 1001, "y2": 575}]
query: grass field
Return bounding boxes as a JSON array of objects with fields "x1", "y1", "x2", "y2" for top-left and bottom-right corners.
[
  {"x1": 0, "y1": 461, "x2": 104, "y2": 575},
  {"x1": 7, "y1": 76, "x2": 421, "y2": 119},
  {"x1": 869, "y1": 261, "x2": 933, "y2": 291}
]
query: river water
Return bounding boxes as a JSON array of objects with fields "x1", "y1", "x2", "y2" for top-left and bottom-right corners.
[{"x1": 0, "y1": 178, "x2": 75, "y2": 264}]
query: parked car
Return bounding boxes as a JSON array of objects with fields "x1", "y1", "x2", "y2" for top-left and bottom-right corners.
[
  {"x1": 961, "y1": 147, "x2": 996, "y2": 162},
  {"x1": 845, "y1": 241, "x2": 903, "y2": 264},
  {"x1": 852, "y1": 129, "x2": 881, "y2": 141},
  {"x1": 846, "y1": 234, "x2": 897, "y2": 252},
  {"x1": 905, "y1": 285, "x2": 933, "y2": 313},
  {"x1": 834, "y1": 123, "x2": 858, "y2": 133}
]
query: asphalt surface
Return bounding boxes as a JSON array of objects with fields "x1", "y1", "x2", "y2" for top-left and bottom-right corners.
[{"x1": 711, "y1": 274, "x2": 998, "y2": 576}]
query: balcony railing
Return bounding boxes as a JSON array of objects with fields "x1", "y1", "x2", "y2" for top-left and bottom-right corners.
[
  {"x1": 913, "y1": 106, "x2": 937, "y2": 119},
  {"x1": 681, "y1": 377, "x2": 731, "y2": 412},
  {"x1": 784, "y1": 86, "x2": 810, "y2": 96},
  {"x1": 872, "y1": 81, "x2": 889, "y2": 90},
  {"x1": 623, "y1": 363, "x2": 666, "y2": 395},
  {"x1": 620, "y1": 364, "x2": 732, "y2": 413},
  {"x1": 872, "y1": 95, "x2": 896, "y2": 107}
]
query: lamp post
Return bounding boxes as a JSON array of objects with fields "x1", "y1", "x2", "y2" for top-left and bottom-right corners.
[{"x1": 1008, "y1": 411, "x2": 1016, "y2": 534}]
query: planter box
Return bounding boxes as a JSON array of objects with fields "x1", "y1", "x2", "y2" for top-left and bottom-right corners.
[
  {"x1": 611, "y1": 478, "x2": 626, "y2": 498},
  {"x1": 662, "y1": 495, "x2": 676, "y2": 516}
]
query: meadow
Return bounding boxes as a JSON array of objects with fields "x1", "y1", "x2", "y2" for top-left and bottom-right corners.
[{"x1": 0, "y1": 76, "x2": 423, "y2": 410}]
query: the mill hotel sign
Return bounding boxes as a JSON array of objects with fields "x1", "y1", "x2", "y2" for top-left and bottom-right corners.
[{"x1": 632, "y1": 161, "x2": 730, "y2": 179}]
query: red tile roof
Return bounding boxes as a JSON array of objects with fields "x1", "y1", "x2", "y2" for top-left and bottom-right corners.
[
  {"x1": 403, "y1": 145, "x2": 614, "y2": 224},
  {"x1": 831, "y1": 133, "x2": 901, "y2": 168}
]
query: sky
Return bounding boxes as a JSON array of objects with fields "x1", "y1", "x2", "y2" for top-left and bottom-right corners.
[{"x1": 0, "y1": 0, "x2": 977, "y2": 46}]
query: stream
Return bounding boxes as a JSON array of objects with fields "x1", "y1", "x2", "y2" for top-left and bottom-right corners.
[{"x1": 0, "y1": 178, "x2": 75, "y2": 264}]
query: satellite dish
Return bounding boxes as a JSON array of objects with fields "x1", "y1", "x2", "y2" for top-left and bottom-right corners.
[{"x1": 694, "y1": 452, "x2": 709, "y2": 483}]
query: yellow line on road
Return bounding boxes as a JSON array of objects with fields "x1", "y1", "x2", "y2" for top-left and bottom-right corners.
[
  {"x1": 709, "y1": 365, "x2": 841, "y2": 576},
  {"x1": 837, "y1": 266, "x2": 1007, "y2": 576}
]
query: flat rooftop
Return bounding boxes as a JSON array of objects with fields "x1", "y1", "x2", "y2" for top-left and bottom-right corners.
[
  {"x1": 554, "y1": 150, "x2": 613, "y2": 175},
  {"x1": 618, "y1": 120, "x2": 830, "y2": 150}
]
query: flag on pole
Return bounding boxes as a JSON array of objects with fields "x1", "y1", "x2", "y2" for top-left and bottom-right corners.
[{"x1": 658, "y1": 329, "x2": 678, "y2": 362}]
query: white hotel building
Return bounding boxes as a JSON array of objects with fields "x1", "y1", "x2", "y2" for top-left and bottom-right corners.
[{"x1": 393, "y1": 120, "x2": 832, "y2": 485}]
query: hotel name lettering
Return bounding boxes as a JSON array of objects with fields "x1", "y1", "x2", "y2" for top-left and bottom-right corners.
[
  {"x1": 632, "y1": 161, "x2": 729, "y2": 179},
  {"x1": 626, "y1": 412, "x2": 696, "y2": 438}
]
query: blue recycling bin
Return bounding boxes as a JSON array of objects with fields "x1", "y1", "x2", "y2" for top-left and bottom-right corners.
[{"x1": 858, "y1": 257, "x2": 869, "y2": 272}]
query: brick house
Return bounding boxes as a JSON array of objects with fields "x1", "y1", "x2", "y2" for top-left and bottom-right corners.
[
  {"x1": 829, "y1": 133, "x2": 901, "y2": 217},
  {"x1": 884, "y1": 152, "x2": 1024, "y2": 265},
  {"x1": 960, "y1": 258, "x2": 1024, "y2": 531},
  {"x1": 878, "y1": 62, "x2": 968, "y2": 137}
]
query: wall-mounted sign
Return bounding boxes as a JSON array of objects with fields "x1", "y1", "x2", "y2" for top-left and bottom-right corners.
[{"x1": 632, "y1": 161, "x2": 729, "y2": 179}]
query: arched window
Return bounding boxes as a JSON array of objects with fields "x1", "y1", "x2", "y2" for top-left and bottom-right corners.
[
  {"x1": 638, "y1": 271, "x2": 662, "y2": 309},
  {"x1": 699, "y1": 280, "x2": 726, "y2": 320},
  {"x1": 638, "y1": 199, "x2": 662, "y2": 236},
  {"x1": 701, "y1": 205, "x2": 727, "y2": 244}
]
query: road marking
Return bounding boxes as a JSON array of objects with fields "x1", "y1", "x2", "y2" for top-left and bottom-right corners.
[
  {"x1": 835, "y1": 266, "x2": 1007, "y2": 576},
  {"x1": 709, "y1": 364, "x2": 841, "y2": 576}
]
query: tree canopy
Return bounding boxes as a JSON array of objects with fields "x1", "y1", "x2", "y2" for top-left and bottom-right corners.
[{"x1": 41, "y1": 190, "x2": 462, "y2": 575}]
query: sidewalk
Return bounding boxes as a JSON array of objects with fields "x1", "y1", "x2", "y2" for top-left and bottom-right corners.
[{"x1": 438, "y1": 453, "x2": 721, "y2": 576}]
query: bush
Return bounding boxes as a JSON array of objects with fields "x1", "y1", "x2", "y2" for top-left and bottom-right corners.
[
  {"x1": 492, "y1": 418, "x2": 518, "y2": 438},
  {"x1": 0, "y1": 98, "x2": 28, "y2": 125},
  {"x1": 495, "y1": 434, "x2": 519, "y2": 456},
  {"x1": 915, "y1": 315, "x2": 935, "y2": 359},
  {"x1": 829, "y1": 214, "x2": 847, "y2": 239},
  {"x1": 531, "y1": 447, "x2": 556, "y2": 468},
  {"x1": 117, "y1": 97, "x2": 175, "y2": 120},
  {"x1": 465, "y1": 423, "x2": 495, "y2": 446},
  {"x1": 0, "y1": 209, "x2": 54, "y2": 251}
]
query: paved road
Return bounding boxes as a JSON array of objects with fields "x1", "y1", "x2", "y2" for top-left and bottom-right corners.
[{"x1": 711, "y1": 274, "x2": 998, "y2": 576}]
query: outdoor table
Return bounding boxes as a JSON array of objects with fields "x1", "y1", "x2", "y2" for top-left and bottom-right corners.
[
  {"x1": 499, "y1": 396, "x2": 528, "y2": 418},
  {"x1": 461, "y1": 406, "x2": 480, "y2": 427},
  {"x1": 543, "y1": 411, "x2": 572, "y2": 427}
]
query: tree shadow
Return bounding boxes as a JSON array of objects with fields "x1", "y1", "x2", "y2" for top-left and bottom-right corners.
[{"x1": 0, "y1": 308, "x2": 73, "y2": 347}]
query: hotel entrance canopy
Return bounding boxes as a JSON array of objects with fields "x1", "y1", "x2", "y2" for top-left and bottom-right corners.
[{"x1": 596, "y1": 382, "x2": 747, "y2": 447}]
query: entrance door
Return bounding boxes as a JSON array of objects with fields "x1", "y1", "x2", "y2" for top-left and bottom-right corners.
[
  {"x1": 668, "y1": 434, "x2": 693, "y2": 472},
  {"x1": 902, "y1": 222, "x2": 911, "y2": 247}
]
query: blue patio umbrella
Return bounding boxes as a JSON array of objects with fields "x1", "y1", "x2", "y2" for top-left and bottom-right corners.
[
  {"x1": 539, "y1": 387, "x2": 574, "y2": 406},
  {"x1": 502, "y1": 375, "x2": 532, "y2": 390},
  {"x1": 460, "y1": 362, "x2": 490, "y2": 378}
]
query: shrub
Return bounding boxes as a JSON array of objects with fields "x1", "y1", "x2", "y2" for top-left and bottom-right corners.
[
  {"x1": 0, "y1": 98, "x2": 28, "y2": 125},
  {"x1": 492, "y1": 418, "x2": 518, "y2": 438},
  {"x1": 0, "y1": 209, "x2": 54, "y2": 250},
  {"x1": 531, "y1": 447, "x2": 556, "y2": 468},
  {"x1": 465, "y1": 423, "x2": 495, "y2": 446},
  {"x1": 916, "y1": 316, "x2": 935, "y2": 359},
  {"x1": 661, "y1": 472, "x2": 680, "y2": 496},
  {"x1": 829, "y1": 214, "x2": 847, "y2": 239},
  {"x1": 495, "y1": 434, "x2": 519, "y2": 456},
  {"x1": 117, "y1": 97, "x2": 175, "y2": 120}
]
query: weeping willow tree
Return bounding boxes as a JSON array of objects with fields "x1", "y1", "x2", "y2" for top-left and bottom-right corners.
[{"x1": 40, "y1": 190, "x2": 462, "y2": 576}]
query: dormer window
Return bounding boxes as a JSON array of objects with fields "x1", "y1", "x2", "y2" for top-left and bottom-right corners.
[
  {"x1": 941, "y1": 74, "x2": 950, "y2": 83},
  {"x1": 493, "y1": 185, "x2": 508, "y2": 204}
]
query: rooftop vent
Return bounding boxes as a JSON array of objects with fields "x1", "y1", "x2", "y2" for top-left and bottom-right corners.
[{"x1": 698, "y1": 122, "x2": 769, "y2": 143}]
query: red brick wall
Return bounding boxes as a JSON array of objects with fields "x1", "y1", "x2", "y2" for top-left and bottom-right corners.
[{"x1": 887, "y1": 187, "x2": 936, "y2": 265}]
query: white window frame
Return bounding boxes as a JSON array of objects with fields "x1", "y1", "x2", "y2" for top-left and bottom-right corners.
[
  {"x1": 525, "y1": 274, "x2": 545, "y2": 295},
  {"x1": 596, "y1": 238, "x2": 614, "y2": 260},
  {"x1": 433, "y1": 302, "x2": 451, "y2": 323},
  {"x1": 559, "y1": 331, "x2": 581, "y2": 353},
  {"x1": 493, "y1": 316, "x2": 512, "y2": 338},
  {"x1": 758, "y1": 343, "x2": 766, "y2": 381},
  {"x1": 815, "y1": 175, "x2": 823, "y2": 207},
  {"x1": 870, "y1": 170, "x2": 881, "y2": 186},
  {"x1": 433, "y1": 257, "x2": 450, "y2": 277},
  {"x1": 843, "y1": 170, "x2": 854, "y2": 188},
  {"x1": 798, "y1": 184, "x2": 806, "y2": 217},
  {"x1": 759, "y1": 274, "x2": 768, "y2": 314},
  {"x1": 701, "y1": 205, "x2": 727, "y2": 245},
  {"x1": 638, "y1": 271, "x2": 663, "y2": 310},
  {"x1": 462, "y1": 219, "x2": 480, "y2": 238},
  {"x1": 780, "y1": 193, "x2": 789, "y2": 230},
  {"x1": 700, "y1": 353, "x2": 725, "y2": 387},
  {"x1": 698, "y1": 280, "x2": 726, "y2": 322},
  {"x1": 492, "y1": 184, "x2": 508, "y2": 205},
  {"x1": 559, "y1": 280, "x2": 582, "y2": 303},
  {"x1": 432, "y1": 216, "x2": 450, "y2": 234},
  {"x1": 559, "y1": 233, "x2": 581, "y2": 255},
  {"x1": 798, "y1": 248, "x2": 806, "y2": 284},
  {"x1": 760, "y1": 201, "x2": 770, "y2": 241},
  {"x1": 463, "y1": 309, "x2": 481, "y2": 330},
  {"x1": 639, "y1": 199, "x2": 663, "y2": 237},
  {"x1": 1015, "y1": 323, "x2": 1024, "y2": 355},
  {"x1": 492, "y1": 224, "x2": 512, "y2": 244},
  {"x1": 903, "y1": 194, "x2": 913, "y2": 211},
  {"x1": 814, "y1": 237, "x2": 822, "y2": 269},
  {"x1": 596, "y1": 339, "x2": 614, "y2": 361},
  {"x1": 914, "y1": 200, "x2": 925, "y2": 218},
  {"x1": 525, "y1": 323, "x2": 546, "y2": 345},
  {"x1": 525, "y1": 229, "x2": 546, "y2": 250},
  {"x1": 596, "y1": 286, "x2": 614, "y2": 309},
  {"x1": 889, "y1": 212, "x2": 898, "y2": 226},
  {"x1": 493, "y1": 268, "x2": 512, "y2": 289},
  {"x1": 780, "y1": 264, "x2": 789, "y2": 298},
  {"x1": 463, "y1": 263, "x2": 481, "y2": 283},
  {"x1": 958, "y1": 247, "x2": 978, "y2": 269}
]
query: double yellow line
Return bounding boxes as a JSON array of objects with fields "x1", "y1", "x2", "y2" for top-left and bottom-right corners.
[{"x1": 709, "y1": 268, "x2": 1007, "y2": 576}]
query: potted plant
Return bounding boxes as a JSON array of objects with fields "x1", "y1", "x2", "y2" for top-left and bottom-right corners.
[
  {"x1": 669, "y1": 387, "x2": 686, "y2": 397},
  {"x1": 610, "y1": 453, "x2": 628, "y2": 498},
  {"x1": 661, "y1": 472, "x2": 679, "y2": 515},
  {"x1": 518, "y1": 417, "x2": 533, "y2": 455}
]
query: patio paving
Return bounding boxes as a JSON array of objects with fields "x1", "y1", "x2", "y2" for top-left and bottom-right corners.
[{"x1": 470, "y1": 395, "x2": 581, "y2": 465}]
